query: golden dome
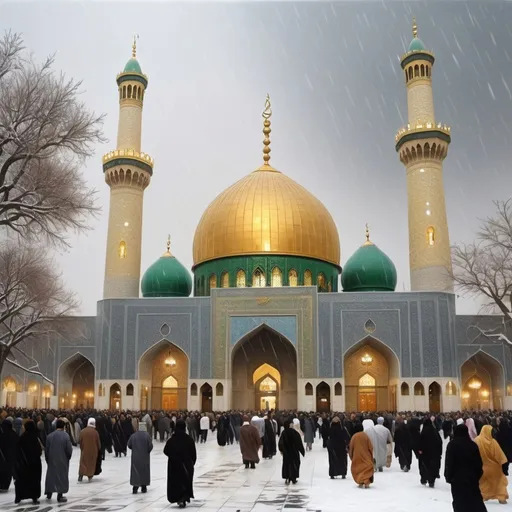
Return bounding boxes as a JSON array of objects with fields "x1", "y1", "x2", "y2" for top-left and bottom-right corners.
[{"x1": 192, "y1": 164, "x2": 340, "y2": 266}]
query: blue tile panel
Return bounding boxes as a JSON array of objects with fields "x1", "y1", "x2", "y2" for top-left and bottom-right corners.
[{"x1": 230, "y1": 316, "x2": 297, "y2": 346}]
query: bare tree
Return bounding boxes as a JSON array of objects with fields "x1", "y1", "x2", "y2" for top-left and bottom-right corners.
[
  {"x1": 0, "y1": 242, "x2": 78, "y2": 376},
  {"x1": 0, "y1": 31, "x2": 106, "y2": 248}
]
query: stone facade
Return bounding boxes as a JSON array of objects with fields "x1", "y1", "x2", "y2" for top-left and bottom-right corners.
[{"x1": 2, "y1": 287, "x2": 512, "y2": 412}]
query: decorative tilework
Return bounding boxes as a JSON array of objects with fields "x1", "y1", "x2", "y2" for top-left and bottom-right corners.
[{"x1": 230, "y1": 316, "x2": 297, "y2": 346}]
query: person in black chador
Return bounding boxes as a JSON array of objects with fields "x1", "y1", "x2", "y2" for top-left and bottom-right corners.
[
  {"x1": 394, "y1": 417, "x2": 413, "y2": 472},
  {"x1": 278, "y1": 417, "x2": 305, "y2": 485},
  {"x1": 14, "y1": 420, "x2": 42, "y2": 504},
  {"x1": 112, "y1": 417, "x2": 128, "y2": 457},
  {"x1": 0, "y1": 419, "x2": 18, "y2": 492},
  {"x1": 418, "y1": 418, "x2": 442, "y2": 488},
  {"x1": 164, "y1": 419, "x2": 197, "y2": 508},
  {"x1": 217, "y1": 414, "x2": 228, "y2": 446},
  {"x1": 262, "y1": 416, "x2": 277, "y2": 459},
  {"x1": 495, "y1": 417, "x2": 512, "y2": 477},
  {"x1": 442, "y1": 417, "x2": 454, "y2": 441},
  {"x1": 320, "y1": 415, "x2": 330, "y2": 449},
  {"x1": 327, "y1": 416, "x2": 350, "y2": 479},
  {"x1": 444, "y1": 424, "x2": 487, "y2": 512}
]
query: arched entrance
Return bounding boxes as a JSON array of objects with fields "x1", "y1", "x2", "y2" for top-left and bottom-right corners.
[
  {"x1": 58, "y1": 353, "x2": 95, "y2": 409},
  {"x1": 138, "y1": 340, "x2": 189, "y2": 410},
  {"x1": 429, "y1": 382, "x2": 442, "y2": 412},
  {"x1": 231, "y1": 324, "x2": 297, "y2": 410},
  {"x1": 110, "y1": 383, "x2": 121, "y2": 410},
  {"x1": 343, "y1": 336, "x2": 400, "y2": 412},
  {"x1": 461, "y1": 351, "x2": 505, "y2": 410},
  {"x1": 316, "y1": 381, "x2": 331, "y2": 412},
  {"x1": 27, "y1": 381, "x2": 40, "y2": 409},
  {"x1": 2, "y1": 377, "x2": 18, "y2": 407},
  {"x1": 200, "y1": 383, "x2": 213, "y2": 412}
]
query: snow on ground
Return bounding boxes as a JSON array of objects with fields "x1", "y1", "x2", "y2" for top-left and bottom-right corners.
[{"x1": 0, "y1": 433, "x2": 510, "y2": 511}]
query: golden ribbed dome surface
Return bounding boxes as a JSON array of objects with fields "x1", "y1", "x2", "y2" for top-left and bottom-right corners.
[{"x1": 192, "y1": 165, "x2": 341, "y2": 267}]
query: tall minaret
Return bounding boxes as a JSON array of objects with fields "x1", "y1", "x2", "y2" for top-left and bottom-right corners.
[
  {"x1": 396, "y1": 18, "x2": 453, "y2": 293},
  {"x1": 102, "y1": 37, "x2": 153, "y2": 299}
]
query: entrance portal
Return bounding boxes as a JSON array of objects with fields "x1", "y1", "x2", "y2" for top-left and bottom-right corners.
[
  {"x1": 232, "y1": 325, "x2": 297, "y2": 410},
  {"x1": 343, "y1": 336, "x2": 400, "y2": 412},
  {"x1": 461, "y1": 351, "x2": 505, "y2": 410},
  {"x1": 316, "y1": 382, "x2": 331, "y2": 412},
  {"x1": 201, "y1": 383, "x2": 213, "y2": 412},
  {"x1": 58, "y1": 353, "x2": 95, "y2": 409},
  {"x1": 110, "y1": 383, "x2": 121, "y2": 410},
  {"x1": 138, "y1": 340, "x2": 189, "y2": 410},
  {"x1": 429, "y1": 382, "x2": 442, "y2": 413}
]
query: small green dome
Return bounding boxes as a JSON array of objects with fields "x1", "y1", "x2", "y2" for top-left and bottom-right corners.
[
  {"x1": 408, "y1": 37, "x2": 426, "y2": 52},
  {"x1": 341, "y1": 238, "x2": 397, "y2": 292},
  {"x1": 141, "y1": 247, "x2": 192, "y2": 298},
  {"x1": 123, "y1": 57, "x2": 142, "y2": 74}
]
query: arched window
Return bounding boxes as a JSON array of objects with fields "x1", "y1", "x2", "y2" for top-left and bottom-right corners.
[
  {"x1": 420, "y1": 64, "x2": 425, "y2": 76},
  {"x1": 209, "y1": 274, "x2": 217, "y2": 290},
  {"x1": 304, "y1": 270, "x2": 312, "y2": 286},
  {"x1": 334, "y1": 382, "x2": 342, "y2": 396},
  {"x1": 221, "y1": 271, "x2": 229, "y2": 288},
  {"x1": 126, "y1": 383, "x2": 134, "y2": 396},
  {"x1": 305, "y1": 382, "x2": 313, "y2": 396},
  {"x1": 236, "y1": 270, "x2": 246, "y2": 287},
  {"x1": 414, "y1": 65, "x2": 419, "y2": 77},
  {"x1": 137, "y1": 87, "x2": 142, "y2": 100},
  {"x1": 122, "y1": 86, "x2": 126, "y2": 99},
  {"x1": 408, "y1": 67, "x2": 413, "y2": 80},
  {"x1": 446, "y1": 381, "x2": 457, "y2": 396},
  {"x1": 414, "y1": 382, "x2": 425, "y2": 396},
  {"x1": 405, "y1": 70, "x2": 408, "y2": 83},
  {"x1": 162, "y1": 376, "x2": 178, "y2": 388},
  {"x1": 127, "y1": 84, "x2": 132, "y2": 98},
  {"x1": 426, "y1": 65, "x2": 430, "y2": 77},
  {"x1": 271, "y1": 267, "x2": 282, "y2": 287},
  {"x1": 252, "y1": 269, "x2": 266, "y2": 287},
  {"x1": 288, "y1": 269, "x2": 298, "y2": 286},
  {"x1": 427, "y1": 226, "x2": 435, "y2": 246},
  {"x1": 216, "y1": 383, "x2": 224, "y2": 396},
  {"x1": 401, "y1": 382, "x2": 410, "y2": 396},
  {"x1": 359, "y1": 373, "x2": 376, "y2": 387},
  {"x1": 98, "y1": 383, "x2": 104, "y2": 397},
  {"x1": 119, "y1": 240, "x2": 127, "y2": 259},
  {"x1": 190, "y1": 383, "x2": 198, "y2": 396},
  {"x1": 317, "y1": 272, "x2": 326, "y2": 291}
]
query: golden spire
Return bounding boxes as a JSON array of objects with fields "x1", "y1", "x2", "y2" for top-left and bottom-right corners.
[
  {"x1": 132, "y1": 34, "x2": 139, "y2": 58},
  {"x1": 364, "y1": 223, "x2": 373, "y2": 246},
  {"x1": 412, "y1": 17, "x2": 418, "y2": 38},
  {"x1": 163, "y1": 234, "x2": 173, "y2": 257},
  {"x1": 262, "y1": 94, "x2": 272, "y2": 166}
]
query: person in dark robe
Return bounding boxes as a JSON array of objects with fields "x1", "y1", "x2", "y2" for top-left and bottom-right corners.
[
  {"x1": 442, "y1": 417, "x2": 454, "y2": 441},
  {"x1": 128, "y1": 422, "x2": 153, "y2": 494},
  {"x1": 14, "y1": 420, "x2": 42, "y2": 504},
  {"x1": 408, "y1": 416, "x2": 422, "y2": 459},
  {"x1": 240, "y1": 416, "x2": 261, "y2": 469},
  {"x1": 113, "y1": 417, "x2": 128, "y2": 456},
  {"x1": 418, "y1": 418, "x2": 442, "y2": 488},
  {"x1": 45, "y1": 419, "x2": 72, "y2": 503},
  {"x1": 496, "y1": 417, "x2": 512, "y2": 476},
  {"x1": 327, "y1": 416, "x2": 350, "y2": 479},
  {"x1": 164, "y1": 419, "x2": 197, "y2": 508},
  {"x1": 394, "y1": 416, "x2": 413, "y2": 472},
  {"x1": 321, "y1": 415, "x2": 330, "y2": 448},
  {"x1": 79, "y1": 418, "x2": 101, "y2": 482},
  {"x1": 217, "y1": 414, "x2": 227, "y2": 446},
  {"x1": 0, "y1": 419, "x2": 18, "y2": 492},
  {"x1": 121, "y1": 414, "x2": 134, "y2": 446},
  {"x1": 444, "y1": 424, "x2": 487, "y2": 512},
  {"x1": 262, "y1": 416, "x2": 277, "y2": 459},
  {"x1": 278, "y1": 417, "x2": 305, "y2": 485}
]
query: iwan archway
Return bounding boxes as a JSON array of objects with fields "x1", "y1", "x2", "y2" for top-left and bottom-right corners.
[
  {"x1": 138, "y1": 340, "x2": 189, "y2": 410},
  {"x1": 461, "y1": 351, "x2": 505, "y2": 410},
  {"x1": 343, "y1": 336, "x2": 400, "y2": 412},
  {"x1": 231, "y1": 324, "x2": 297, "y2": 410},
  {"x1": 58, "y1": 353, "x2": 95, "y2": 409}
]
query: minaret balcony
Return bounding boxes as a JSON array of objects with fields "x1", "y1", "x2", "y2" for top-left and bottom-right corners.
[
  {"x1": 395, "y1": 122, "x2": 451, "y2": 152},
  {"x1": 102, "y1": 149, "x2": 154, "y2": 175}
]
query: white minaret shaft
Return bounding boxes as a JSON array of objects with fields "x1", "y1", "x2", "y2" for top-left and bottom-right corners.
[
  {"x1": 397, "y1": 19, "x2": 453, "y2": 293},
  {"x1": 102, "y1": 39, "x2": 153, "y2": 299}
]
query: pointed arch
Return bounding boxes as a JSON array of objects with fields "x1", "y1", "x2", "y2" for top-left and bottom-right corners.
[
  {"x1": 221, "y1": 271, "x2": 229, "y2": 288},
  {"x1": 288, "y1": 269, "x2": 298, "y2": 286},
  {"x1": 216, "y1": 382, "x2": 224, "y2": 396},
  {"x1": 236, "y1": 269, "x2": 246, "y2": 287},
  {"x1": 446, "y1": 381, "x2": 457, "y2": 396},
  {"x1": 334, "y1": 382, "x2": 342, "y2": 396},
  {"x1": 190, "y1": 383, "x2": 198, "y2": 396},
  {"x1": 126, "y1": 383, "x2": 134, "y2": 396},
  {"x1": 305, "y1": 382, "x2": 313, "y2": 396},
  {"x1": 209, "y1": 274, "x2": 217, "y2": 290},
  {"x1": 316, "y1": 381, "x2": 331, "y2": 412},
  {"x1": 110, "y1": 382, "x2": 122, "y2": 410},
  {"x1": 428, "y1": 381, "x2": 442, "y2": 412},
  {"x1": 252, "y1": 268, "x2": 266, "y2": 287},
  {"x1": 414, "y1": 381, "x2": 425, "y2": 396},
  {"x1": 401, "y1": 382, "x2": 410, "y2": 396},
  {"x1": 58, "y1": 352, "x2": 95, "y2": 409},
  {"x1": 271, "y1": 267, "x2": 282, "y2": 287},
  {"x1": 304, "y1": 269, "x2": 312, "y2": 286}
]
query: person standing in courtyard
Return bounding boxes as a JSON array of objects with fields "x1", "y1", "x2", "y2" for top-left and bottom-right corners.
[
  {"x1": 79, "y1": 418, "x2": 101, "y2": 482},
  {"x1": 14, "y1": 420, "x2": 42, "y2": 504},
  {"x1": 199, "y1": 413, "x2": 210, "y2": 443},
  {"x1": 444, "y1": 424, "x2": 486, "y2": 512},
  {"x1": 262, "y1": 415, "x2": 277, "y2": 459},
  {"x1": 349, "y1": 423, "x2": 374, "y2": 488},
  {"x1": 374, "y1": 417, "x2": 393, "y2": 470},
  {"x1": 44, "y1": 419, "x2": 72, "y2": 503},
  {"x1": 128, "y1": 422, "x2": 153, "y2": 494},
  {"x1": 475, "y1": 425, "x2": 509, "y2": 505},
  {"x1": 164, "y1": 419, "x2": 197, "y2": 508},
  {"x1": 418, "y1": 418, "x2": 442, "y2": 488},
  {"x1": 278, "y1": 417, "x2": 305, "y2": 485},
  {"x1": 394, "y1": 416, "x2": 413, "y2": 472},
  {"x1": 240, "y1": 415, "x2": 261, "y2": 469},
  {"x1": 327, "y1": 416, "x2": 350, "y2": 479},
  {"x1": 0, "y1": 419, "x2": 18, "y2": 493}
]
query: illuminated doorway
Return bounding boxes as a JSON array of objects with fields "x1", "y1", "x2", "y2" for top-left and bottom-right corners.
[
  {"x1": 255, "y1": 373, "x2": 278, "y2": 410},
  {"x1": 110, "y1": 383, "x2": 122, "y2": 410},
  {"x1": 162, "y1": 375, "x2": 178, "y2": 410},
  {"x1": 429, "y1": 382, "x2": 442, "y2": 413},
  {"x1": 201, "y1": 383, "x2": 213, "y2": 412},
  {"x1": 358, "y1": 373, "x2": 377, "y2": 411},
  {"x1": 316, "y1": 382, "x2": 331, "y2": 412},
  {"x1": 58, "y1": 353, "x2": 95, "y2": 409},
  {"x1": 2, "y1": 377, "x2": 17, "y2": 407}
]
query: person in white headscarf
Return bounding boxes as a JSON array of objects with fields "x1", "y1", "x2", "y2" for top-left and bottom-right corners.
[
  {"x1": 374, "y1": 417, "x2": 393, "y2": 470},
  {"x1": 362, "y1": 419, "x2": 386, "y2": 471},
  {"x1": 456, "y1": 418, "x2": 464, "y2": 426},
  {"x1": 292, "y1": 418, "x2": 302, "y2": 436},
  {"x1": 251, "y1": 416, "x2": 265, "y2": 443},
  {"x1": 466, "y1": 418, "x2": 478, "y2": 441}
]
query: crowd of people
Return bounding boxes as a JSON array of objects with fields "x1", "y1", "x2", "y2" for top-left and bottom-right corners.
[{"x1": 0, "y1": 408, "x2": 511, "y2": 510}]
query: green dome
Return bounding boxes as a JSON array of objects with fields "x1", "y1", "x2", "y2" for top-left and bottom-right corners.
[
  {"x1": 341, "y1": 239, "x2": 397, "y2": 292},
  {"x1": 123, "y1": 57, "x2": 142, "y2": 74},
  {"x1": 141, "y1": 248, "x2": 192, "y2": 298},
  {"x1": 408, "y1": 37, "x2": 426, "y2": 52}
]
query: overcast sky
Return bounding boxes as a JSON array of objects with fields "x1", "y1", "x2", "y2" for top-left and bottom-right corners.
[{"x1": 2, "y1": 1, "x2": 511, "y2": 316}]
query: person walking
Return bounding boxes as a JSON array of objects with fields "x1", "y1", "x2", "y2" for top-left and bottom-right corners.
[
  {"x1": 418, "y1": 418, "x2": 442, "y2": 488},
  {"x1": 164, "y1": 420, "x2": 197, "y2": 508},
  {"x1": 394, "y1": 416, "x2": 413, "y2": 472},
  {"x1": 199, "y1": 414, "x2": 210, "y2": 443},
  {"x1": 240, "y1": 415, "x2": 261, "y2": 469},
  {"x1": 278, "y1": 417, "x2": 305, "y2": 485},
  {"x1": 45, "y1": 419, "x2": 72, "y2": 503},
  {"x1": 349, "y1": 423, "x2": 374, "y2": 488},
  {"x1": 327, "y1": 416, "x2": 350, "y2": 479},
  {"x1": 14, "y1": 420, "x2": 42, "y2": 505},
  {"x1": 127, "y1": 422, "x2": 153, "y2": 494},
  {"x1": 79, "y1": 418, "x2": 101, "y2": 482},
  {"x1": 0, "y1": 419, "x2": 18, "y2": 493},
  {"x1": 444, "y1": 424, "x2": 486, "y2": 512}
]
